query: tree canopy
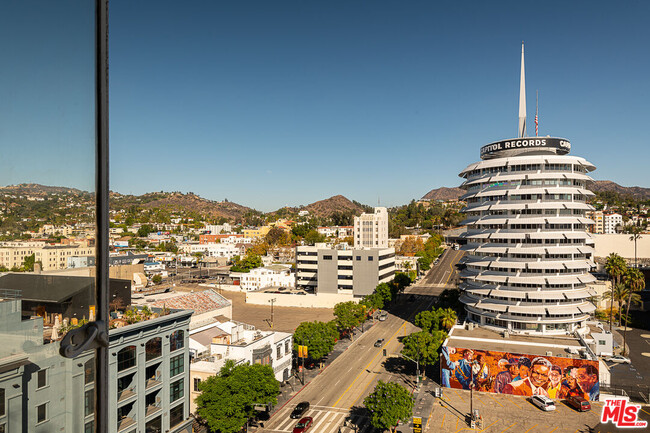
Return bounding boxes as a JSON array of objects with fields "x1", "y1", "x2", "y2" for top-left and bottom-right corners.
[
  {"x1": 364, "y1": 381, "x2": 414, "y2": 432},
  {"x1": 230, "y1": 253, "x2": 263, "y2": 273},
  {"x1": 195, "y1": 360, "x2": 279, "y2": 433},
  {"x1": 401, "y1": 330, "x2": 447, "y2": 370},
  {"x1": 293, "y1": 321, "x2": 338, "y2": 361},
  {"x1": 333, "y1": 301, "x2": 366, "y2": 338}
]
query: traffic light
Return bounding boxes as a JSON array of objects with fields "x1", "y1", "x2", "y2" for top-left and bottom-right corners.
[{"x1": 383, "y1": 349, "x2": 387, "y2": 357}]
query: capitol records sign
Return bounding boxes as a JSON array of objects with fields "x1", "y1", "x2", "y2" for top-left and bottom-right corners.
[{"x1": 480, "y1": 137, "x2": 571, "y2": 158}]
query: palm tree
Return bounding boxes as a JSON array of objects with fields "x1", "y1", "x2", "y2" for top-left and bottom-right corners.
[
  {"x1": 439, "y1": 308, "x2": 457, "y2": 331},
  {"x1": 626, "y1": 225, "x2": 643, "y2": 268},
  {"x1": 622, "y1": 268, "x2": 646, "y2": 355},
  {"x1": 605, "y1": 253, "x2": 627, "y2": 331},
  {"x1": 603, "y1": 283, "x2": 626, "y2": 325}
]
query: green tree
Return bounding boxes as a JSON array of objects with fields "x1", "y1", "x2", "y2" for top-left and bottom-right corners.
[
  {"x1": 152, "y1": 274, "x2": 162, "y2": 285},
  {"x1": 625, "y1": 225, "x2": 643, "y2": 267},
  {"x1": 265, "y1": 226, "x2": 290, "y2": 246},
  {"x1": 231, "y1": 254, "x2": 263, "y2": 273},
  {"x1": 360, "y1": 293, "x2": 384, "y2": 312},
  {"x1": 21, "y1": 253, "x2": 36, "y2": 272},
  {"x1": 375, "y1": 283, "x2": 393, "y2": 305},
  {"x1": 195, "y1": 360, "x2": 279, "y2": 433},
  {"x1": 438, "y1": 308, "x2": 457, "y2": 331},
  {"x1": 137, "y1": 224, "x2": 154, "y2": 237},
  {"x1": 293, "y1": 321, "x2": 338, "y2": 361},
  {"x1": 400, "y1": 330, "x2": 447, "y2": 378},
  {"x1": 304, "y1": 229, "x2": 326, "y2": 245},
  {"x1": 393, "y1": 273, "x2": 411, "y2": 293},
  {"x1": 414, "y1": 309, "x2": 441, "y2": 333},
  {"x1": 605, "y1": 253, "x2": 627, "y2": 331},
  {"x1": 363, "y1": 381, "x2": 414, "y2": 432},
  {"x1": 622, "y1": 268, "x2": 645, "y2": 355},
  {"x1": 333, "y1": 301, "x2": 366, "y2": 340}
]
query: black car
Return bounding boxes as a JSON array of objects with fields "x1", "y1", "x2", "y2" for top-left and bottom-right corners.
[
  {"x1": 374, "y1": 338, "x2": 385, "y2": 347},
  {"x1": 290, "y1": 402, "x2": 310, "y2": 419}
]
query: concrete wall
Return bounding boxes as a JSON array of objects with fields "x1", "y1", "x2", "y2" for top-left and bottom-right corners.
[
  {"x1": 317, "y1": 249, "x2": 339, "y2": 294},
  {"x1": 352, "y1": 250, "x2": 379, "y2": 297},
  {"x1": 593, "y1": 234, "x2": 650, "y2": 259},
  {"x1": 245, "y1": 291, "x2": 355, "y2": 308}
]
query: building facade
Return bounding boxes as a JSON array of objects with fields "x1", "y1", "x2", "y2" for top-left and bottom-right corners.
[
  {"x1": 353, "y1": 207, "x2": 388, "y2": 248},
  {"x1": 295, "y1": 244, "x2": 395, "y2": 297},
  {"x1": 458, "y1": 137, "x2": 598, "y2": 335}
]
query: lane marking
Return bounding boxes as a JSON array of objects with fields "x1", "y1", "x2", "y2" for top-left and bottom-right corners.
[
  {"x1": 523, "y1": 425, "x2": 538, "y2": 433},
  {"x1": 500, "y1": 422, "x2": 518, "y2": 433},
  {"x1": 506, "y1": 396, "x2": 523, "y2": 408},
  {"x1": 332, "y1": 322, "x2": 405, "y2": 408},
  {"x1": 452, "y1": 388, "x2": 466, "y2": 402},
  {"x1": 548, "y1": 428, "x2": 558, "y2": 433},
  {"x1": 441, "y1": 413, "x2": 446, "y2": 429}
]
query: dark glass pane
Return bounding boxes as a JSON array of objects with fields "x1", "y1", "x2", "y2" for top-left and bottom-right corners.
[
  {"x1": 37, "y1": 403, "x2": 47, "y2": 423},
  {"x1": 145, "y1": 337, "x2": 162, "y2": 361},
  {"x1": 170, "y1": 330, "x2": 184, "y2": 352},
  {"x1": 170, "y1": 379, "x2": 183, "y2": 403},
  {"x1": 169, "y1": 404, "x2": 184, "y2": 428},
  {"x1": 145, "y1": 416, "x2": 162, "y2": 433},
  {"x1": 117, "y1": 346, "x2": 136, "y2": 371}
]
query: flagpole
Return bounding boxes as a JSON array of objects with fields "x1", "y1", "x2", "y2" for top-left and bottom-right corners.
[{"x1": 535, "y1": 90, "x2": 539, "y2": 137}]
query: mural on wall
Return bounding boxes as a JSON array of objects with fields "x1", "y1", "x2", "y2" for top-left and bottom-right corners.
[{"x1": 440, "y1": 346, "x2": 600, "y2": 401}]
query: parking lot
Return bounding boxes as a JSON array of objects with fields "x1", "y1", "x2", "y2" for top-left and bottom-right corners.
[{"x1": 426, "y1": 386, "x2": 650, "y2": 433}]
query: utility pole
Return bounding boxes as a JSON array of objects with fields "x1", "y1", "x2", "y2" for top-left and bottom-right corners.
[{"x1": 269, "y1": 298, "x2": 276, "y2": 329}]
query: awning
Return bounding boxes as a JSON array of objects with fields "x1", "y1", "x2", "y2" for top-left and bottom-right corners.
[
  {"x1": 473, "y1": 274, "x2": 509, "y2": 283},
  {"x1": 508, "y1": 305, "x2": 547, "y2": 315},
  {"x1": 476, "y1": 302, "x2": 509, "y2": 312},
  {"x1": 527, "y1": 291, "x2": 565, "y2": 300},
  {"x1": 546, "y1": 305, "x2": 583, "y2": 315},
  {"x1": 507, "y1": 276, "x2": 547, "y2": 285},
  {"x1": 490, "y1": 289, "x2": 527, "y2": 299},
  {"x1": 465, "y1": 288, "x2": 492, "y2": 296},
  {"x1": 578, "y1": 303, "x2": 597, "y2": 313},
  {"x1": 563, "y1": 289, "x2": 592, "y2": 300}
]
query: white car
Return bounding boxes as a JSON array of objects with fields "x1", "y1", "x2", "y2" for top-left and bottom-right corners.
[
  {"x1": 605, "y1": 355, "x2": 631, "y2": 364},
  {"x1": 531, "y1": 395, "x2": 556, "y2": 411}
]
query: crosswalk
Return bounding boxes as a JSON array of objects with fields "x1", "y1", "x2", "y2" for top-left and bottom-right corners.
[{"x1": 264, "y1": 406, "x2": 377, "y2": 433}]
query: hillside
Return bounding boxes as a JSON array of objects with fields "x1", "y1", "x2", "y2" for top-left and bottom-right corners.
[
  {"x1": 421, "y1": 187, "x2": 464, "y2": 201},
  {"x1": 302, "y1": 195, "x2": 367, "y2": 218},
  {"x1": 0, "y1": 183, "x2": 86, "y2": 196},
  {"x1": 421, "y1": 181, "x2": 650, "y2": 202},
  {"x1": 133, "y1": 192, "x2": 252, "y2": 220},
  {"x1": 587, "y1": 180, "x2": 650, "y2": 200}
]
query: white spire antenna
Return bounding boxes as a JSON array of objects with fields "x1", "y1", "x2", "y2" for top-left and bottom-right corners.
[{"x1": 518, "y1": 42, "x2": 527, "y2": 138}]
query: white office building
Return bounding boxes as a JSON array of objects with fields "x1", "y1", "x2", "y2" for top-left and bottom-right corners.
[
  {"x1": 238, "y1": 264, "x2": 294, "y2": 292},
  {"x1": 457, "y1": 44, "x2": 598, "y2": 335},
  {"x1": 603, "y1": 213, "x2": 623, "y2": 234},
  {"x1": 295, "y1": 244, "x2": 395, "y2": 297},
  {"x1": 354, "y1": 207, "x2": 388, "y2": 248}
]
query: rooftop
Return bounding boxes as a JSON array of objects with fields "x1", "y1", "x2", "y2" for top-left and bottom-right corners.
[
  {"x1": 148, "y1": 289, "x2": 231, "y2": 315},
  {"x1": 446, "y1": 325, "x2": 586, "y2": 359}
]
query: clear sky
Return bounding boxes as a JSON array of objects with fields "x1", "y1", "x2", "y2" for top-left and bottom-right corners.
[{"x1": 2, "y1": 1, "x2": 649, "y2": 211}]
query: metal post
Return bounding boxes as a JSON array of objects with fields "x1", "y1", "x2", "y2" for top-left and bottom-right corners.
[
  {"x1": 270, "y1": 298, "x2": 276, "y2": 329},
  {"x1": 95, "y1": 1, "x2": 109, "y2": 432},
  {"x1": 302, "y1": 354, "x2": 305, "y2": 385},
  {"x1": 470, "y1": 362, "x2": 474, "y2": 423}
]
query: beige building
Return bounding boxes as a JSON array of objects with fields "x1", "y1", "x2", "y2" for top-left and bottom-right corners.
[
  {"x1": 243, "y1": 226, "x2": 271, "y2": 239},
  {"x1": 35, "y1": 244, "x2": 96, "y2": 271},
  {"x1": 0, "y1": 242, "x2": 45, "y2": 269},
  {"x1": 353, "y1": 207, "x2": 389, "y2": 248}
]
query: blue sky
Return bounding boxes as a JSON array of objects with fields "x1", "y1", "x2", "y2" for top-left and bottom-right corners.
[{"x1": 2, "y1": 1, "x2": 649, "y2": 211}]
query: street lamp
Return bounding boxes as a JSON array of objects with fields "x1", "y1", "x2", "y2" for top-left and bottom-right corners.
[{"x1": 401, "y1": 353, "x2": 420, "y2": 387}]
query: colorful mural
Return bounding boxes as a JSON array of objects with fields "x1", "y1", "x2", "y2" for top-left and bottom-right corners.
[{"x1": 440, "y1": 346, "x2": 600, "y2": 401}]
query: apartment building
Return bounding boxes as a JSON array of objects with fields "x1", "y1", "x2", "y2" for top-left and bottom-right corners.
[
  {"x1": 0, "y1": 293, "x2": 193, "y2": 433},
  {"x1": 203, "y1": 223, "x2": 231, "y2": 235},
  {"x1": 238, "y1": 264, "x2": 294, "y2": 291},
  {"x1": 242, "y1": 226, "x2": 271, "y2": 239},
  {"x1": 295, "y1": 244, "x2": 395, "y2": 297},
  {"x1": 604, "y1": 213, "x2": 623, "y2": 234},
  {"x1": 188, "y1": 320, "x2": 293, "y2": 413},
  {"x1": 353, "y1": 207, "x2": 388, "y2": 248},
  {"x1": 0, "y1": 242, "x2": 45, "y2": 269},
  {"x1": 317, "y1": 226, "x2": 354, "y2": 239},
  {"x1": 36, "y1": 245, "x2": 96, "y2": 271}
]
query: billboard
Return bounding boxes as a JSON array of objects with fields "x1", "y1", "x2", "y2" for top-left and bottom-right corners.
[
  {"x1": 441, "y1": 346, "x2": 599, "y2": 401},
  {"x1": 480, "y1": 137, "x2": 571, "y2": 159}
]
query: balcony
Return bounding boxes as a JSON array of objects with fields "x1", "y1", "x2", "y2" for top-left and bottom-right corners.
[
  {"x1": 117, "y1": 388, "x2": 136, "y2": 403},
  {"x1": 145, "y1": 404, "x2": 162, "y2": 418},
  {"x1": 145, "y1": 377, "x2": 162, "y2": 390},
  {"x1": 117, "y1": 416, "x2": 136, "y2": 432}
]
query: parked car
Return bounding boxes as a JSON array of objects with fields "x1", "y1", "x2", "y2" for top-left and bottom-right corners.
[
  {"x1": 530, "y1": 395, "x2": 556, "y2": 411},
  {"x1": 378, "y1": 311, "x2": 388, "y2": 321},
  {"x1": 605, "y1": 355, "x2": 631, "y2": 364},
  {"x1": 374, "y1": 338, "x2": 385, "y2": 347},
  {"x1": 566, "y1": 395, "x2": 591, "y2": 412},
  {"x1": 292, "y1": 416, "x2": 313, "y2": 433},
  {"x1": 290, "y1": 402, "x2": 310, "y2": 419}
]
